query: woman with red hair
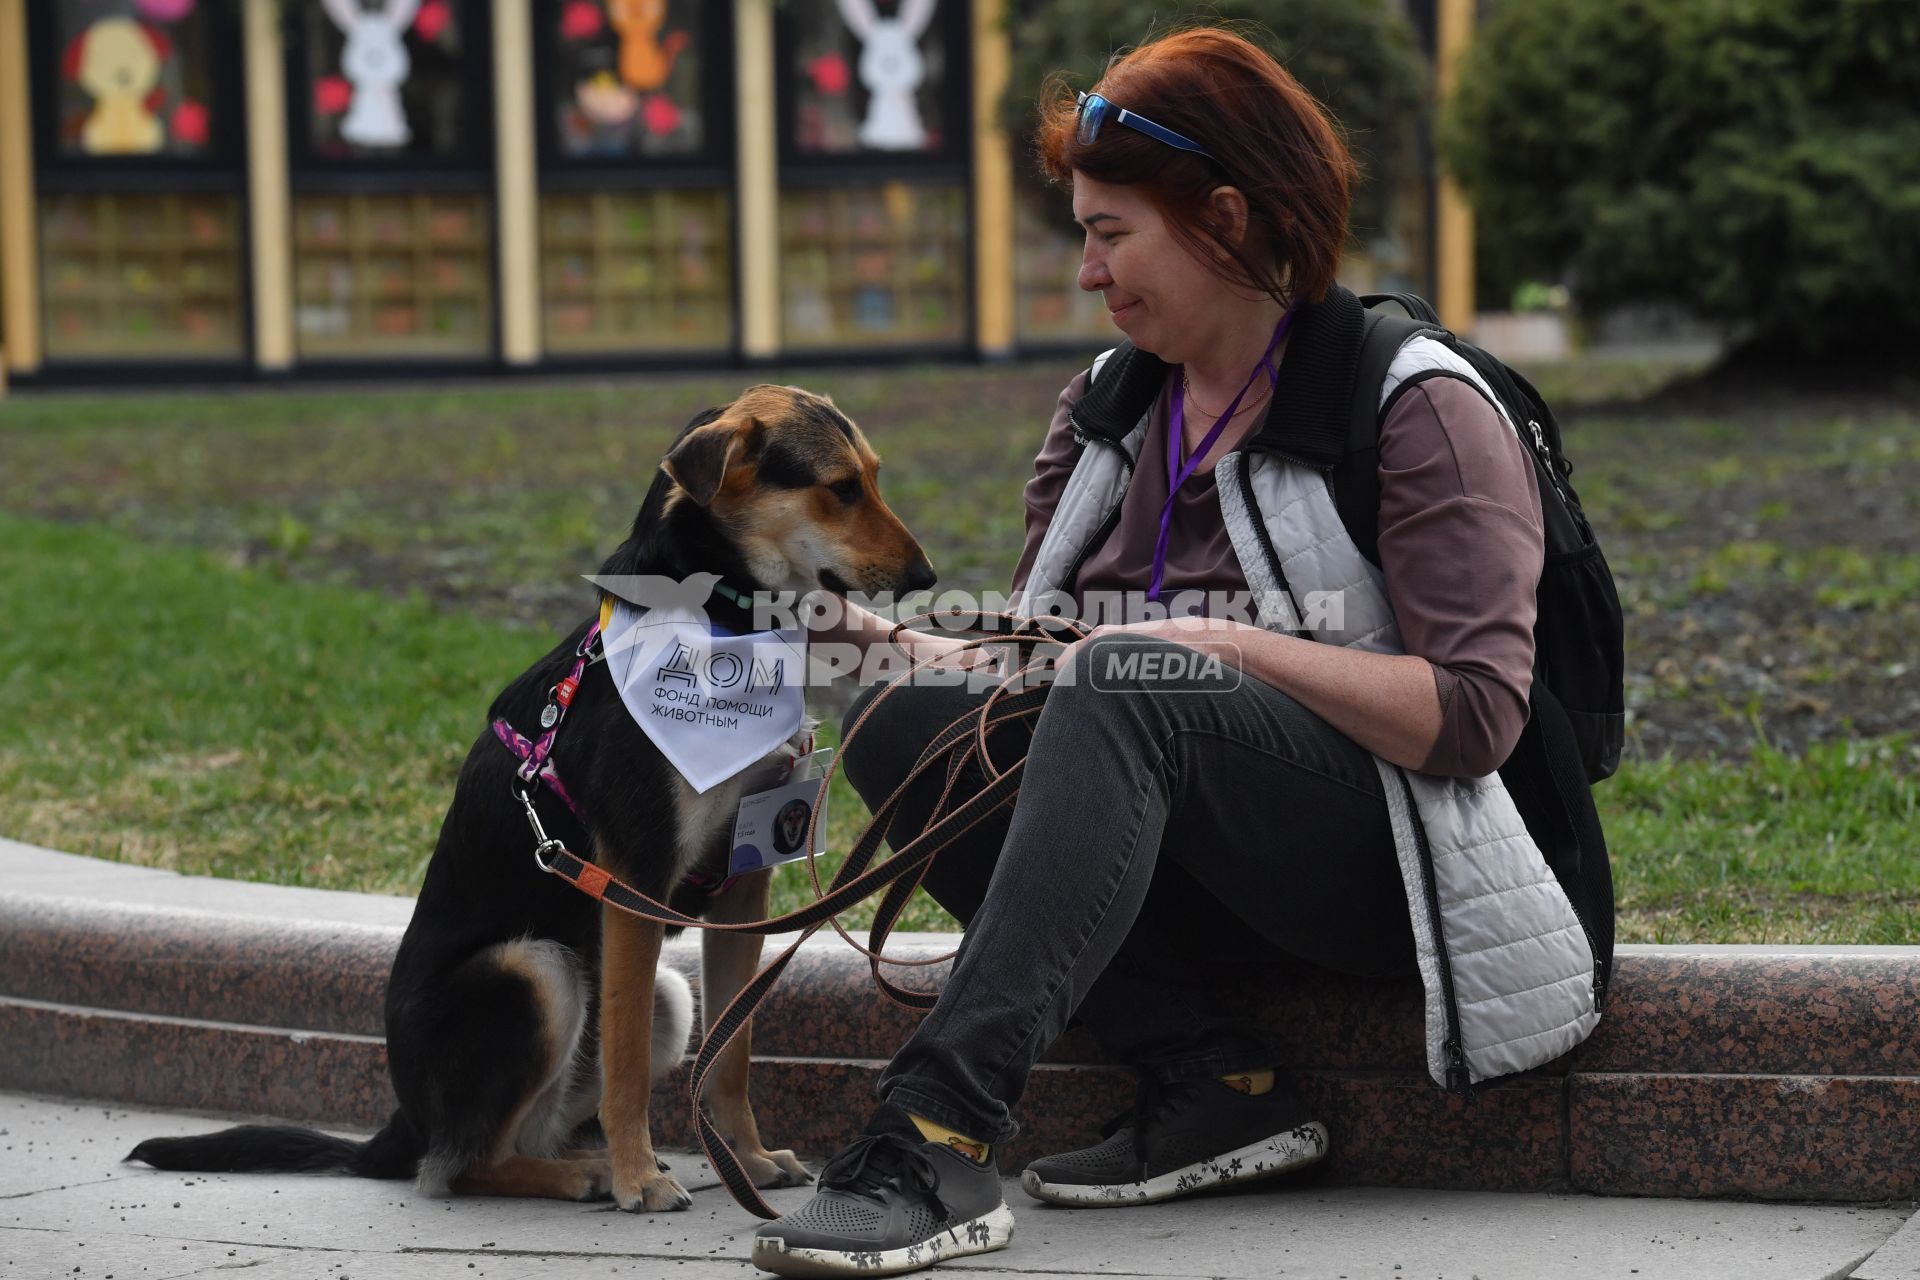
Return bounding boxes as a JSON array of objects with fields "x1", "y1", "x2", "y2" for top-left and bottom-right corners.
[{"x1": 761, "y1": 26, "x2": 1609, "y2": 1277}]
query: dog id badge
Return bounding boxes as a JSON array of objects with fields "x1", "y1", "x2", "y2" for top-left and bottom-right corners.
[
  {"x1": 601, "y1": 600, "x2": 808, "y2": 793},
  {"x1": 730, "y1": 748, "x2": 833, "y2": 875}
]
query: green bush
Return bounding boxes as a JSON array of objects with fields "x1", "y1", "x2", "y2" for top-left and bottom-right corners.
[
  {"x1": 1002, "y1": 2, "x2": 1428, "y2": 244},
  {"x1": 1443, "y1": 0, "x2": 1920, "y2": 354}
]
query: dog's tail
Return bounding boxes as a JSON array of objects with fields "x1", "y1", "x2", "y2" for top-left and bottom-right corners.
[{"x1": 127, "y1": 1110, "x2": 419, "y2": 1179}]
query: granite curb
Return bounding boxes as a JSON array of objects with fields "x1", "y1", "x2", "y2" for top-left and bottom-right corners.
[{"x1": 4, "y1": 838, "x2": 1919, "y2": 1200}]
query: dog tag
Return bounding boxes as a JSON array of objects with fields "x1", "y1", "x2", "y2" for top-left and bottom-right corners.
[
  {"x1": 729, "y1": 749, "x2": 834, "y2": 875},
  {"x1": 539, "y1": 703, "x2": 560, "y2": 729}
]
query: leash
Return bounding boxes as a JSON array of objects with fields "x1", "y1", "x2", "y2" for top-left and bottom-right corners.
[{"x1": 507, "y1": 609, "x2": 1088, "y2": 1218}]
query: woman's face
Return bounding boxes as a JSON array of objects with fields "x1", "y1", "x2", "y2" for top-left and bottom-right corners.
[{"x1": 1072, "y1": 171, "x2": 1237, "y2": 362}]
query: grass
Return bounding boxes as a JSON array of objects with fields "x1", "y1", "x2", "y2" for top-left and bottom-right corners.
[
  {"x1": 0, "y1": 510, "x2": 544, "y2": 895},
  {"x1": 1683, "y1": 541, "x2": 1920, "y2": 610},
  {"x1": 0, "y1": 509, "x2": 946, "y2": 929},
  {"x1": 0, "y1": 356, "x2": 1794, "y2": 637},
  {"x1": 0, "y1": 369, "x2": 1060, "y2": 628},
  {"x1": 0, "y1": 508, "x2": 1912, "y2": 943},
  {"x1": 1606, "y1": 734, "x2": 1920, "y2": 944},
  {"x1": 2, "y1": 352, "x2": 1913, "y2": 937}
]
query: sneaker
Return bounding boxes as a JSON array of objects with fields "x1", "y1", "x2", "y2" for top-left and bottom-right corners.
[
  {"x1": 752, "y1": 1110, "x2": 1013, "y2": 1277},
  {"x1": 1020, "y1": 1074, "x2": 1327, "y2": 1207}
]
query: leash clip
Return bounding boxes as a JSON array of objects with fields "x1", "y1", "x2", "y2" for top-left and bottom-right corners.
[
  {"x1": 516, "y1": 786, "x2": 567, "y2": 874},
  {"x1": 532, "y1": 838, "x2": 566, "y2": 874}
]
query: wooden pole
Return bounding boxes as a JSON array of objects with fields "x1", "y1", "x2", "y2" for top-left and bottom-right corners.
[
  {"x1": 243, "y1": 0, "x2": 295, "y2": 370},
  {"x1": 0, "y1": 0, "x2": 41, "y2": 377},
  {"x1": 493, "y1": 0, "x2": 540, "y2": 365},
  {"x1": 1435, "y1": 0, "x2": 1476, "y2": 336},
  {"x1": 735, "y1": 0, "x2": 780, "y2": 359},
  {"x1": 971, "y1": 0, "x2": 1014, "y2": 358}
]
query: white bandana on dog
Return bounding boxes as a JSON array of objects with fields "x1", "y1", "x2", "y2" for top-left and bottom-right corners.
[{"x1": 600, "y1": 600, "x2": 808, "y2": 794}]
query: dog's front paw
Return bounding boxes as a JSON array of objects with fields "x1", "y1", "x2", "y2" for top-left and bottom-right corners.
[
  {"x1": 614, "y1": 1167, "x2": 692, "y2": 1213},
  {"x1": 741, "y1": 1146, "x2": 813, "y2": 1188}
]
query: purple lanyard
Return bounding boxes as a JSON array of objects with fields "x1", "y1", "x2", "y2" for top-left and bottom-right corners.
[{"x1": 1148, "y1": 311, "x2": 1294, "y2": 601}]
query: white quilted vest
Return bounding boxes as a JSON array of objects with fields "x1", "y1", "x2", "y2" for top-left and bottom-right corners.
[{"x1": 1013, "y1": 338, "x2": 1600, "y2": 1088}]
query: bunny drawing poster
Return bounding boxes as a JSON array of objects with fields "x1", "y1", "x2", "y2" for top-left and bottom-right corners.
[
  {"x1": 834, "y1": 0, "x2": 936, "y2": 151},
  {"x1": 320, "y1": 0, "x2": 422, "y2": 149}
]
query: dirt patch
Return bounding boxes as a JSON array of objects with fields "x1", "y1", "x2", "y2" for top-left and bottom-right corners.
[{"x1": 1564, "y1": 398, "x2": 1919, "y2": 760}]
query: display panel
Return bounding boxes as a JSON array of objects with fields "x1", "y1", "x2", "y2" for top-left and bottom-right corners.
[
  {"x1": 543, "y1": 0, "x2": 712, "y2": 161},
  {"x1": 290, "y1": 0, "x2": 485, "y2": 165},
  {"x1": 39, "y1": 191, "x2": 244, "y2": 358},
  {"x1": 780, "y1": 182, "x2": 965, "y2": 348},
  {"x1": 292, "y1": 191, "x2": 493, "y2": 356},
  {"x1": 540, "y1": 189, "x2": 731, "y2": 352},
  {"x1": 1014, "y1": 197, "x2": 1114, "y2": 343},
  {"x1": 44, "y1": 0, "x2": 225, "y2": 160},
  {"x1": 782, "y1": 0, "x2": 959, "y2": 159}
]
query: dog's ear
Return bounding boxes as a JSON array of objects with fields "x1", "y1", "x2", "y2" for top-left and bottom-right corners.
[{"x1": 660, "y1": 415, "x2": 768, "y2": 507}]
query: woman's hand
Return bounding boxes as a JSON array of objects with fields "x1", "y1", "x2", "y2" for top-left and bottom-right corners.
[
  {"x1": 1055, "y1": 615, "x2": 1253, "y2": 670},
  {"x1": 1055, "y1": 615, "x2": 1446, "y2": 772},
  {"x1": 800, "y1": 588, "x2": 994, "y2": 672}
]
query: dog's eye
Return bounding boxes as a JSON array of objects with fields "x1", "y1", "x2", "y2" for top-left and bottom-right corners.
[{"x1": 828, "y1": 477, "x2": 862, "y2": 505}]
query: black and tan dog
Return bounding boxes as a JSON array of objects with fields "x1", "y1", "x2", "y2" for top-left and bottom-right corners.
[{"x1": 130, "y1": 385, "x2": 935, "y2": 1212}]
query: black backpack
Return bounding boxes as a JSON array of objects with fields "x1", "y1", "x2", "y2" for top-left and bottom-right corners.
[{"x1": 1342, "y1": 293, "x2": 1624, "y2": 783}]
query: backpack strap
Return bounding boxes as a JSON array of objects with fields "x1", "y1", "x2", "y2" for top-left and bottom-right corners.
[
  {"x1": 1333, "y1": 306, "x2": 1443, "y2": 567},
  {"x1": 1357, "y1": 291, "x2": 1441, "y2": 325},
  {"x1": 1072, "y1": 339, "x2": 1168, "y2": 441},
  {"x1": 1073, "y1": 297, "x2": 1430, "y2": 565},
  {"x1": 1074, "y1": 291, "x2": 1431, "y2": 567}
]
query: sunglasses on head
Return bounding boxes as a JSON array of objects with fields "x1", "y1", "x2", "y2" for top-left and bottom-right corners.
[{"x1": 1075, "y1": 91, "x2": 1216, "y2": 161}]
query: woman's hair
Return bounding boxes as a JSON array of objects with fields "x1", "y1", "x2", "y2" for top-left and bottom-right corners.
[{"x1": 1035, "y1": 26, "x2": 1356, "y2": 309}]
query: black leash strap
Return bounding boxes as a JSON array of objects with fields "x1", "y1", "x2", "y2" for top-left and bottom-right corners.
[{"x1": 523, "y1": 614, "x2": 1080, "y2": 1218}]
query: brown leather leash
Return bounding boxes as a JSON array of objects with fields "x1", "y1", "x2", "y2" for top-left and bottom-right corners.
[{"x1": 518, "y1": 610, "x2": 1089, "y2": 1218}]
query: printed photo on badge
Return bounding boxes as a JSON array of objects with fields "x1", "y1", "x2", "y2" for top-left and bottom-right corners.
[
  {"x1": 772, "y1": 799, "x2": 811, "y2": 856},
  {"x1": 730, "y1": 766, "x2": 831, "y2": 876}
]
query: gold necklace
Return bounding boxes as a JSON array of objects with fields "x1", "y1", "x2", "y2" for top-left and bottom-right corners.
[{"x1": 1181, "y1": 369, "x2": 1270, "y2": 421}]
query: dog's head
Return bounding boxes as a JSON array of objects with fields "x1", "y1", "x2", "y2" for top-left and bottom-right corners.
[{"x1": 656, "y1": 384, "x2": 935, "y2": 599}]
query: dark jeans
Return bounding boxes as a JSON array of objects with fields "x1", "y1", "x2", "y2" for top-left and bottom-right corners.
[{"x1": 838, "y1": 634, "x2": 1418, "y2": 1144}]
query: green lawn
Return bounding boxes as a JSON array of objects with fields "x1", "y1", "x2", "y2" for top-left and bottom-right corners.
[
  {"x1": 3, "y1": 354, "x2": 1914, "y2": 939},
  {"x1": 0, "y1": 370, "x2": 1056, "y2": 628},
  {"x1": 1, "y1": 500, "x2": 1912, "y2": 943},
  {"x1": 0, "y1": 510, "x2": 940, "y2": 928}
]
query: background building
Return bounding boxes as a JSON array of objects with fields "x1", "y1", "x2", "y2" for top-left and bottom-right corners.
[{"x1": 0, "y1": 0, "x2": 1465, "y2": 384}]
